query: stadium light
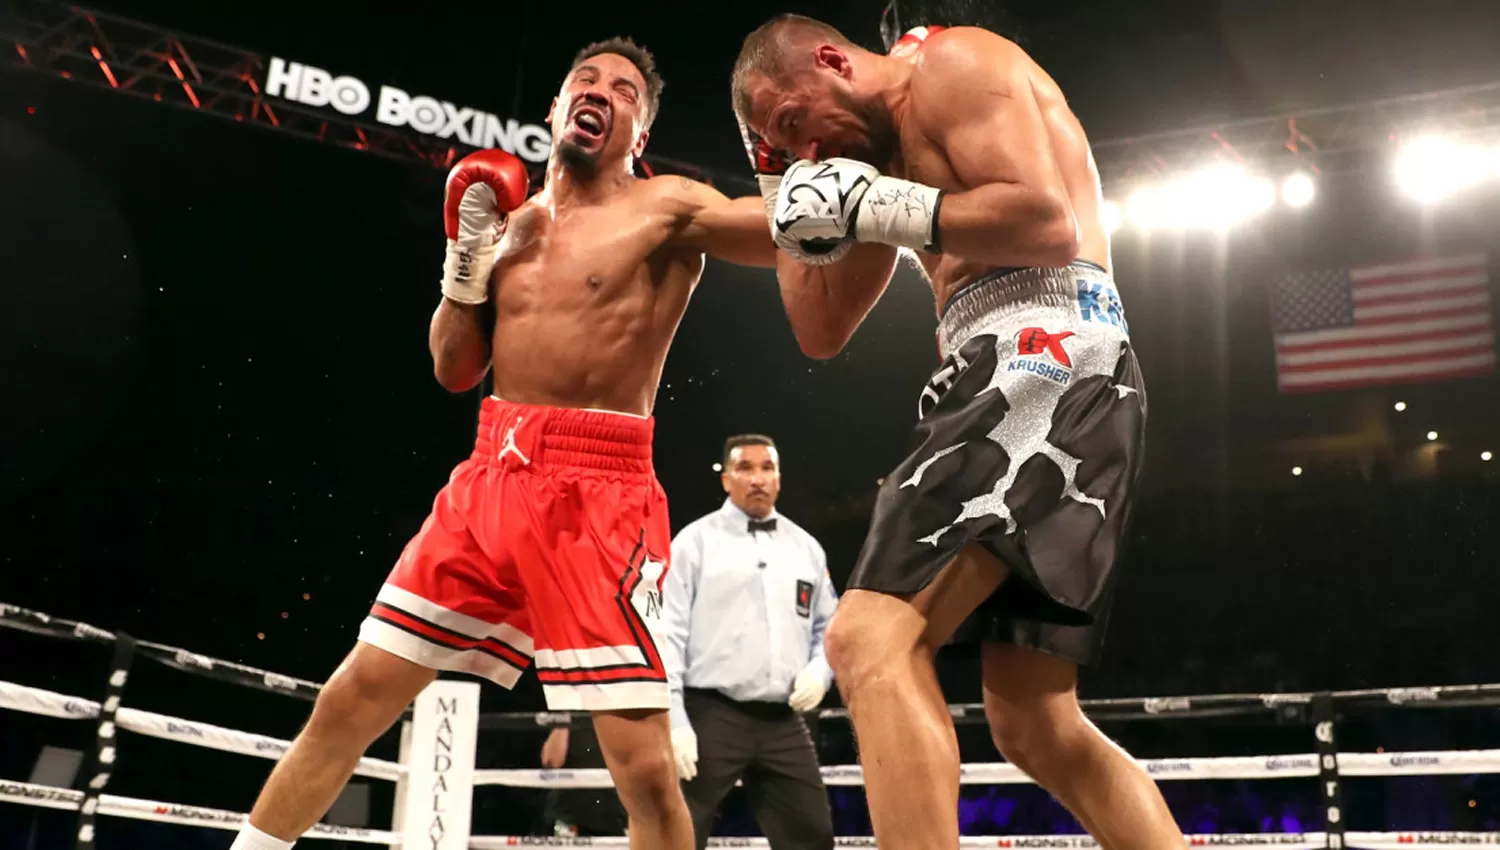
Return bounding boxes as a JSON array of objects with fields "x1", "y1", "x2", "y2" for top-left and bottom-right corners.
[
  {"x1": 1291, "y1": 466, "x2": 1303, "y2": 476},
  {"x1": 1102, "y1": 199, "x2": 1123, "y2": 235},
  {"x1": 1427, "y1": 431, "x2": 1439, "y2": 441},
  {"x1": 712, "y1": 462, "x2": 722, "y2": 472},
  {"x1": 1483, "y1": 451, "x2": 1493, "y2": 462},
  {"x1": 1394, "y1": 135, "x2": 1493, "y2": 204},
  {"x1": 1393, "y1": 401, "x2": 1407, "y2": 412},
  {"x1": 1122, "y1": 164, "x2": 1275, "y2": 232},
  {"x1": 1282, "y1": 172, "x2": 1316, "y2": 208},
  {"x1": 1126, "y1": 187, "x2": 1167, "y2": 230}
]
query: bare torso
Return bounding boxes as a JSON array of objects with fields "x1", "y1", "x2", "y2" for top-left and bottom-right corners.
[
  {"x1": 892, "y1": 40, "x2": 1110, "y2": 313},
  {"x1": 487, "y1": 180, "x2": 705, "y2": 417}
]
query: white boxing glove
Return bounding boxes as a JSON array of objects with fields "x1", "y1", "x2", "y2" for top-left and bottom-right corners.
[
  {"x1": 670, "y1": 724, "x2": 699, "y2": 783},
  {"x1": 734, "y1": 115, "x2": 851, "y2": 266},
  {"x1": 772, "y1": 157, "x2": 945, "y2": 262}
]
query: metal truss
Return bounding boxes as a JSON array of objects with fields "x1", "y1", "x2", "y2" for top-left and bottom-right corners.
[
  {"x1": 1092, "y1": 80, "x2": 1500, "y2": 187},
  {"x1": 1, "y1": 0, "x2": 749, "y2": 190},
  {"x1": 8, "y1": 0, "x2": 1499, "y2": 194}
]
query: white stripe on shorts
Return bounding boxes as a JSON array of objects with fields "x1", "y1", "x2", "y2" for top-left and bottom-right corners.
[
  {"x1": 541, "y1": 680, "x2": 670, "y2": 711},
  {"x1": 375, "y1": 583, "x2": 534, "y2": 655},
  {"x1": 358, "y1": 618, "x2": 523, "y2": 689},
  {"x1": 533, "y1": 645, "x2": 648, "y2": 671}
]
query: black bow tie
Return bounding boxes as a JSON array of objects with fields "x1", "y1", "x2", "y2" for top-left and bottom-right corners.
[{"x1": 748, "y1": 518, "x2": 777, "y2": 534}]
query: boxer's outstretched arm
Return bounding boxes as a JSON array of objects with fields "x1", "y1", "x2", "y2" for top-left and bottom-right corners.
[
  {"x1": 429, "y1": 297, "x2": 492, "y2": 392},
  {"x1": 775, "y1": 244, "x2": 898, "y2": 359},
  {"x1": 915, "y1": 30, "x2": 1080, "y2": 267},
  {"x1": 654, "y1": 176, "x2": 777, "y2": 268}
]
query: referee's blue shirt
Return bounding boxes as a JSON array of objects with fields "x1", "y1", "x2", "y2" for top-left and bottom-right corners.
[{"x1": 660, "y1": 498, "x2": 839, "y2": 731}]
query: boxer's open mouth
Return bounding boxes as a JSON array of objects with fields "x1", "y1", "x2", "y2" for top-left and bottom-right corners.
[{"x1": 569, "y1": 104, "x2": 609, "y2": 145}]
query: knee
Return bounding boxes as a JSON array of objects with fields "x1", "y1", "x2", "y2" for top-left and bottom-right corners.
[
  {"x1": 986, "y1": 704, "x2": 1087, "y2": 775},
  {"x1": 307, "y1": 655, "x2": 401, "y2": 737},
  {"x1": 823, "y1": 613, "x2": 862, "y2": 683},
  {"x1": 610, "y1": 740, "x2": 680, "y2": 814},
  {"x1": 825, "y1": 607, "x2": 901, "y2": 693}
]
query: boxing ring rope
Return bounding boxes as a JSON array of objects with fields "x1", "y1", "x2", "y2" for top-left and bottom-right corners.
[
  {"x1": 6, "y1": 602, "x2": 1500, "y2": 849},
  {"x1": 0, "y1": 681, "x2": 404, "y2": 781},
  {"x1": 471, "y1": 749, "x2": 1500, "y2": 788}
]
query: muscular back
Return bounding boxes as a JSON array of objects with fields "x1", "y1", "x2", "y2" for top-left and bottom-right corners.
[
  {"x1": 488, "y1": 180, "x2": 706, "y2": 417},
  {"x1": 896, "y1": 30, "x2": 1109, "y2": 311}
]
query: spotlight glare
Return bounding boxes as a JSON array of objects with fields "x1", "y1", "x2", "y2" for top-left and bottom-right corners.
[
  {"x1": 1393, "y1": 401, "x2": 1407, "y2": 412},
  {"x1": 712, "y1": 462, "x2": 723, "y2": 472},
  {"x1": 1282, "y1": 172, "x2": 1316, "y2": 208},
  {"x1": 1102, "y1": 199, "x2": 1123, "y2": 235},
  {"x1": 1291, "y1": 466, "x2": 1303, "y2": 477},
  {"x1": 1483, "y1": 451, "x2": 1493, "y2": 462},
  {"x1": 1395, "y1": 135, "x2": 1490, "y2": 204},
  {"x1": 1427, "y1": 431, "x2": 1439, "y2": 441},
  {"x1": 1126, "y1": 187, "x2": 1165, "y2": 230},
  {"x1": 1182, "y1": 164, "x2": 1276, "y2": 229}
]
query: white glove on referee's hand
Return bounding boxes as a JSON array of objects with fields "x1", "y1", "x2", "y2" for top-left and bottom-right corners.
[
  {"x1": 670, "y1": 724, "x2": 699, "y2": 783},
  {"x1": 788, "y1": 666, "x2": 829, "y2": 713}
]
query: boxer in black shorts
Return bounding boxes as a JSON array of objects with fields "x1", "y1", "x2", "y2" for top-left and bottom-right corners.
[{"x1": 731, "y1": 13, "x2": 1186, "y2": 850}]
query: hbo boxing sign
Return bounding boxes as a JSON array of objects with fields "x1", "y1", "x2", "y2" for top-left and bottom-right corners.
[{"x1": 264, "y1": 58, "x2": 551, "y2": 163}]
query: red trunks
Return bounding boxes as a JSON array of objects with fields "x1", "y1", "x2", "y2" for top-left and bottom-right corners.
[{"x1": 358, "y1": 397, "x2": 673, "y2": 711}]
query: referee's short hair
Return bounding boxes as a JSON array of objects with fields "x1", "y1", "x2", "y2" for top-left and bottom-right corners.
[{"x1": 723, "y1": 434, "x2": 777, "y2": 467}]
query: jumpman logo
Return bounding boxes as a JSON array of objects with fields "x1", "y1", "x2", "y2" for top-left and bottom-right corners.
[{"x1": 497, "y1": 418, "x2": 530, "y2": 466}]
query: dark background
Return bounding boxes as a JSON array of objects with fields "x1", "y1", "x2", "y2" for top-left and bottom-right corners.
[{"x1": 2, "y1": 0, "x2": 1499, "y2": 845}]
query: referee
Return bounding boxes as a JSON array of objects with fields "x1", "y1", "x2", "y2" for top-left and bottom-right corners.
[{"x1": 660, "y1": 434, "x2": 838, "y2": 850}]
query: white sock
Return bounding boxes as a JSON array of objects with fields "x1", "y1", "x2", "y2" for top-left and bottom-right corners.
[{"x1": 229, "y1": 823, "x2": 295, "y2": 850}]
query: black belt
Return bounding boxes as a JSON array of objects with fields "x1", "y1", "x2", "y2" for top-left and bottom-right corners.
[{"x1": 684, "y1": 687, "x2": 795, "y2": 719}]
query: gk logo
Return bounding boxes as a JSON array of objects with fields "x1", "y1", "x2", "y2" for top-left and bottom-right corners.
[{"x1": 1078, "y1": 281, "x2": 1128, "y2": 334}]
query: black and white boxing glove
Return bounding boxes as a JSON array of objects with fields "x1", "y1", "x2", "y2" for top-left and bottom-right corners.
[
  {"x1": 771, "y1": 157, "x2": 944, "y2": 263},
  {"x1": 735, "y1": 116, "x2": 852, "y2": 264}
]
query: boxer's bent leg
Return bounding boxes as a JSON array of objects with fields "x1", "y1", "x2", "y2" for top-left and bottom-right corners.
[
  {"x1": 243, "y1": 644, "x2": 435, "y2": 842},
  {"x1": 824, "y1": 543, "x2": 1007, "y2": 850},
  {"x1": 593, "y1": 709, "x2": 695, "y2": 850},
  {"x1": 981, "y1": 643, "x2": 1183, "y2": 849}
]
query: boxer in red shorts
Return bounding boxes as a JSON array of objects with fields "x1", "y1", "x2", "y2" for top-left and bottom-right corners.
[{"x1": 230, "y1": 37, "x2": 777, "y2": 850}]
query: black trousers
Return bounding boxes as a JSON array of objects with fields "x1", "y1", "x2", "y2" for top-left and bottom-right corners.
[
  {"x1": 543, "y1": 725, "x2": 627, "y2": 836},
  {"x1": 682, "y1": 688, "x2": 834, "y2": 850}
]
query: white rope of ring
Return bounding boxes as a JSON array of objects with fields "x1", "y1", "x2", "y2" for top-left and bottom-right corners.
[
  {"x1": 473, "y1": 747, "x2": 1500, "y2": 788},
  {"x1": 0, "y1": 680, "x2": 402, "y2": 781},
  {"x1": 0, "y1": 679, "x2": 402, "y2": 842},
  {"x1": 471, "y1": 834, "x2": 1500, "y2": 849},
  {"x1": 5, "y1": 674, "x2": 1500, "y2": 848},
  {"x1": 0, "y1": 779, "x2": 396, "y2": 843}
]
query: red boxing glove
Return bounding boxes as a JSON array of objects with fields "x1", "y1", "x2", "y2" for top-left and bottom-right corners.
[
  {"x1": 888, "y1": 25, "x2": 946, "y2": 60},
  {"x1": 440, "y1": 149, "x2": 529, "y2": 304}
]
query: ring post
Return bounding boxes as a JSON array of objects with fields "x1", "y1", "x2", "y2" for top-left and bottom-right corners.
[
  {"x1": 399, "y1": 679, "x2": 481, "y2": 850},
  {"x1": 1312, "y1": 693, "x2": 1346, "y2": 849},
  {"x1": 390, "y1": 718, "x2": 413, "y2": 849},
  {"x1": 73, "y1": 632, "x2": 136, "y2": 850}
]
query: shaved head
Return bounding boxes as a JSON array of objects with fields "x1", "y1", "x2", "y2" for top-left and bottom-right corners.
[{"x1": 731, "y1": 14, "x2": 854, "y2": 122}]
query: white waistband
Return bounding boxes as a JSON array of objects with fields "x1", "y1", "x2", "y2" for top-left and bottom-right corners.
[{"x1": 937, "y1": 263, "x2": 1120, "y2": 358}]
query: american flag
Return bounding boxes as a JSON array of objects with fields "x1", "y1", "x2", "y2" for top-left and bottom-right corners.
[{"x1": 1272, "y1": 253, "x2": 1496, "y2": 393}]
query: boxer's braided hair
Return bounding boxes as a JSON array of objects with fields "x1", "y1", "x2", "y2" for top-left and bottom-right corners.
[{"x1": 571, "y1": 37, "x2": 664, "y2": 129}]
